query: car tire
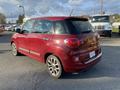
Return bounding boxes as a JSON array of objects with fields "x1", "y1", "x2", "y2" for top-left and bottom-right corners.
[
  {"x1": 11, "y1": 43, "x2": 20, "y2": 56},
  {"x1": 109, "y1": 33, "x2": 112, "y2": 37},
  {"x1": 46, "y1": 55, "x2": 63, "y2": 79},
  {"x1": 106, "y1": 31, "x2": 112, "y2": 37}
]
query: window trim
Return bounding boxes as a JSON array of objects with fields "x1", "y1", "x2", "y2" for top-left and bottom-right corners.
[
  {"x1": 32, "y1": 20, "x2": 54, "y2": 34},
  {"x1": 21, "y1": 20, "x2": 35, "y2": 34},
  {"x1": 53, "y1": 20, "x2": 69, "y2": 35}
]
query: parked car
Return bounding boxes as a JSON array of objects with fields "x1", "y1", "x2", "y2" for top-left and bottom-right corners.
[
  {"x1": 5, "y1": 25, "x2": 13, "y2": 31},
  {"x1": 90, "y1": 14, "x2": 112, "y2": 37},
  {"x1": 13, "y1": 25, "x2": 22, "y2": 32},
  {"x1": 11, "y1": 25, "x2": 17, "y2": 32},
  {"x1": 0, "y1": 29, "x2": 4, "y2": 33},
  {"x1": 11, "y1": 16, "x2": 102, "y2": 78},
  {"x1": 0, "y1": 25, "x2": 5, "y2": 33}
]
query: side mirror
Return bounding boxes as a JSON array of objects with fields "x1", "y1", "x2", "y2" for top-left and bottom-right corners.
[
  {"x1": 16, "y1": 28, "x2": 21, "y2": 33},
  {"x1": 21, "y1": 30, "x2": 29, "y2": 34}
]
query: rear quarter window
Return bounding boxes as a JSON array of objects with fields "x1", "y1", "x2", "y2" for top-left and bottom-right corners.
[{"x1": 54, "y1": 21, "x2": 69, "y2": 34}]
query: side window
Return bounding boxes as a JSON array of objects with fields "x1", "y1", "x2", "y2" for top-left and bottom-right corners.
[
  {"x1": 32, "y1": 20, "x2": 53, "y2": 34},
  {"x1": 54, "y1": 21, "x2": 67, "y2": 34},
  {"x1": 22, "y1": 20, "x2": 34, "y2": 33}
]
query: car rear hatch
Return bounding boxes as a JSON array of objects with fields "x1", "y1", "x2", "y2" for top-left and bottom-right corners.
[
  {"x1": 64, "y1": 17, "x2": 101, "y2": 63},
  {"x1": 77, "y1": 33, "x2": 100, "y2": 62}
]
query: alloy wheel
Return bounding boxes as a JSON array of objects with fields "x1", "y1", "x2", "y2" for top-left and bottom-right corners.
[
  {"x1": 46, "y1": 55, "x2": 62, "y2": 78},
  {"x1": 12, "y1": 43, "x2": 18, "y2": 56}
]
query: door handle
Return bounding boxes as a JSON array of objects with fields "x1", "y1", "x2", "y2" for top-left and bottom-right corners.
[{"x1": 42, "y1": 38, "x2": 49, "y2": 40}]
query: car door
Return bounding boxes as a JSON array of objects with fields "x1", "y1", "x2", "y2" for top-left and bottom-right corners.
[
  {"x1": 17, "y1": 20, "x2": 35, "y2": 55},
  {"x1": 28, "y1": 20, "x2": 54, "y2": 61}
]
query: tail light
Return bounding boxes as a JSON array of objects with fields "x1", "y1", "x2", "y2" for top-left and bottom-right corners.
[
  {"x1": 64, "y1": 38, "x2": 81, "y2": 48},
  {"x1": 95, "y1": 33, "x2": 100, "y2": 40}
]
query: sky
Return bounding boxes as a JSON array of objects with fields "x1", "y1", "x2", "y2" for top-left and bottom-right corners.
[{"x1": 0, "y1": 0, "x2": 120, "y2": 18}]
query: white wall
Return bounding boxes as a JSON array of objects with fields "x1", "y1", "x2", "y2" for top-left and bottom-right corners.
[{"x1": 112, "y1": 22, "x2": 120, "y2": 28}]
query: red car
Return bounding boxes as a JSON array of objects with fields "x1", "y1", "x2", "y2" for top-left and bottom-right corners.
[{"x1": 11, "y1": 16, "x2": 102, "y2": 78}]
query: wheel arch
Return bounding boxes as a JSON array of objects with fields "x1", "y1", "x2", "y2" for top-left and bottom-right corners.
[
  {"x1": 11, "y1": 41, "x2": 14, "y2": 45},
  {"x1": 44, "y1": 53, "x2": 53, "y2": 63},
  {"x1": 44, "y1": 52, "x2": 64, "y2": 71}
]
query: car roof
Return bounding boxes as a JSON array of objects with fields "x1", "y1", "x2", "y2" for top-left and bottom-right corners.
[
  {"x1": 30, "y1": 16, "x2": 88, "y2": 21},
  {"x1": 92, "y1": 14, "x2": 110, "y2": 17}
]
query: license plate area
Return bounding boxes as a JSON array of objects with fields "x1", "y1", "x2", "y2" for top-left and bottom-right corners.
[{"x1": 89, "y1": 51, "x2": 95, "y2": 58}]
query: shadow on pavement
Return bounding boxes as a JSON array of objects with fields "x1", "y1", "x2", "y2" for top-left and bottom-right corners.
[
  {"x1": 61, "y1": 46, "x2": 120, "y2": 79},
  {"x1": 0, "y1": 32, "x2": 13, "y2": 43},
  {"x1": 0, "y1": 50, "x2": 11, "y2": 54},
  {"x1": 111, "y1": 33, "x2": 120, "y2": 38},
  {"x1": 1, "y1": 31, "x2": 120, "y2": 80}
]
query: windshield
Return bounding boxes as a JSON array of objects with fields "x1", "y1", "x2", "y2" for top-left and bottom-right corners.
[
  {"x1": 91, "y1": 16, "x2": 110, "y2": 22},
  {"x1": 65, "y1": 19, "x2": 94, "y2": 34}
]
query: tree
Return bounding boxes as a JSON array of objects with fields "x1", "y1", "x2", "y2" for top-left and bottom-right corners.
[
  {"x1": 16, "y1": 14, "x2": 25, "y2": 24},
  {"x1": 113, "y1": 14, "x2": 120, "y2": 22},
  {"x1": 0, "y1": 13, "x2": 6, "y2": 24}
]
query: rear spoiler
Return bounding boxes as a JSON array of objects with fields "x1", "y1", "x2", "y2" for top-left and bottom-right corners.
[{"x1": 66, "y1": 17, "x2": 88, "y2": 21}]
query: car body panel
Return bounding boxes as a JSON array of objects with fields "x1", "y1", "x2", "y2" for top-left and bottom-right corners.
[{"x1": 11, "y1": 16, "x2": 102, "y2": 72}]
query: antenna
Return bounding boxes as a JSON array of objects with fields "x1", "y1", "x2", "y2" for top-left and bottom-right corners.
[
  {"x1": 100, "y1": 0, "x2": 104, "y2": 15},
  {"x1": 70, "y1": 9, "x2": 74, "y2": 16}
]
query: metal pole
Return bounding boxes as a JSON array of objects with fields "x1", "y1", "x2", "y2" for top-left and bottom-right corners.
[
  {"x1": 70, "y1": 9, "x2": 74, "y2": 16},
  {"x1": 100, "y1": 0, "x2": 103, "y2": 15},
  {"x1": 19, "y1": 5, "x2": 25, "y2": 17}
]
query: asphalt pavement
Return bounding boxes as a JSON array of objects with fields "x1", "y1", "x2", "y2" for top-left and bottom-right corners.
[{"x1": 0, "y1": 31, "x2": 120, "y2": 90}]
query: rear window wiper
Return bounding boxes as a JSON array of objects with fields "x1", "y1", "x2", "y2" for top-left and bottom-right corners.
[
  {"x1": 32, "y1": 31, "x2": 42, "y2": 33},
  {"x1": 81, "y1": 30, "x2": 92, "y2": 33}
]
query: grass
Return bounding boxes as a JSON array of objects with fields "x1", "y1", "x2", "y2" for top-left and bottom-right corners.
[{"x1": 112, "y1": 28, "x2": 119, "y2": 33}]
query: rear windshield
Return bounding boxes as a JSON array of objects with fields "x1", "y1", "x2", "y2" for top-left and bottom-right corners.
[
  {"x1": 65, "y1": 19, "x2": 94, "y2": 34},
  {"x1": 54, "y1": 18, "x2": 94, "y2": 35}
]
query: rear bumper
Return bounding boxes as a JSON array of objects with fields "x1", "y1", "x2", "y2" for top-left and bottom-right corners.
[
  {"x1": 63, "y1": 52, "x2": 102, "y2": 72},
  {"x1": 98, "y1": 30, "x2": 112, "y2": 37}
]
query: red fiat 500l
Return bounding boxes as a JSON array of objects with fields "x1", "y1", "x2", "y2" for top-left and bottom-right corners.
[{"x1": 11, "y1": 16, "x2": 102, "y2": 78}]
